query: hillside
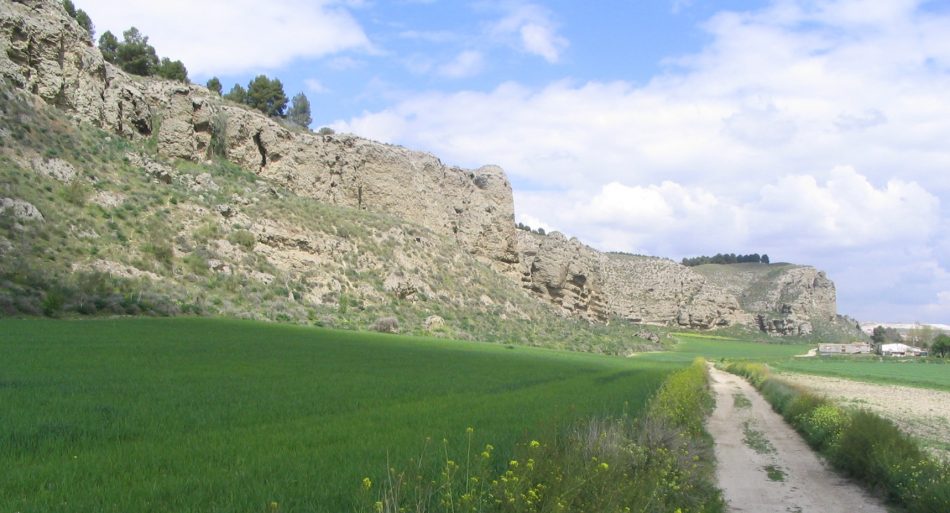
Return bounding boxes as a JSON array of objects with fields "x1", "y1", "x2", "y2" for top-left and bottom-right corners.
[
  {"x1": 0, "y1": 86, "x2": 663, "y2": 353},
  {"x1": 0, "y1": 0, "x2": 863, "y2": 343}
]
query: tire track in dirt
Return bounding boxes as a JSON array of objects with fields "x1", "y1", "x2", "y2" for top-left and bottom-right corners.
[{"x1": 707, "y1": 365, "x2": 887, "y2": 513}]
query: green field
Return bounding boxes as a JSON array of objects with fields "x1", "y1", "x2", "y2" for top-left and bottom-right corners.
[
  {"x1": 638, "y1": 333, "x2": 812, "y2": 363},
  {"x1": 771, "y1": 358, "x2": 950, "y2": 391},
  {"x1": 0, "y1": 318, "x2": 681, "y2": 513},
  {"x1": 652, "y1": 333, "x2": 949, "y2": 391}
]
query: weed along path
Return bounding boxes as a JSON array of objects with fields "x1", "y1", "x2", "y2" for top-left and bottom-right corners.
[{"x1": 706, "y1": 365, "x2": 887, "y2": 513}]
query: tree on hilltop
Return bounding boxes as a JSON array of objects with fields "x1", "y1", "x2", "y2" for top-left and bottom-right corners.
[
  {"x1": 115, "y1": 27, "x2": 159, "y2": 76},
  {"x1": 206, "y1": 77, "x2": 222, "y2": 95},
  {"x1": 288, "y1": 92, "x2": 312, "y2": 128},
  {"x1": 224, "y1": 84, "x2": 247, "y2": 104},
  {"x1": 63, "y1": 0, "x2": 94, "y2": 39},
  {"x1": 245, "y1": 75, "x2": 288, "y2": 117},
  {"x1": 97, "y1": 26, "x2": 188, "y2": 83},
  {"x1": 156, "y1": 58, "x2": 188, "y2": 82},
  {"x1": 98, "y1": 31, "x2": 119, "y2": 63}
]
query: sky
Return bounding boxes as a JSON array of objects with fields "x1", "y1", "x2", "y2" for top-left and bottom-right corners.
[{"x1": 79, "y1": 0, "x2": 950, "y2": 324}]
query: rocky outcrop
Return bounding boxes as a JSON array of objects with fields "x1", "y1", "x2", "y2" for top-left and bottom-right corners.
[
  {"x1": 691, "y1": 263, "x2": 837, "y2": 336},
  {"x1": 517, "y1": 231, "x2": 607, "y2": 321},
  {"x1": 516, "y1": 232, "x2": 749, "y2": 329},
  {"x1": 0, "y1": 197, "x2": 44, "y2": 221},
  {"x1": 0, "y1": 0, "x2": 517, "y2": 267},
  {"x1": 604, "y1": 253, "x2": 750, "y2": 328}
]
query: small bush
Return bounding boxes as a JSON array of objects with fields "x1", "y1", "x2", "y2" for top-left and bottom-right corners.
[
  {"x1": 228, "y1": 229, "x2": 256, "y2": 250},
  {"x1": 145, "y1": 240, "x2": 174, "y2": 269},
  {"x1": 371, "y1": 316, "x2": 399, "y2": 333},
  {"x1": 41, "y1": 289, "x2": 64, "y2": 317}
]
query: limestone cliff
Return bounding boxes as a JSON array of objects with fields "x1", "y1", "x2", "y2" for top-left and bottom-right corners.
[
  {"x1": 517, "y1": 232, "x2": 750, "y2": 329},
  {"x1": 691, "y1": 263, "x2": 838, "y2": 336},
  {"x1": 0, "y1": 0, "x2": 844, "y2": 336},
  {"x1": 0, "y1": 0, "x2": 518, "y2": 267}
]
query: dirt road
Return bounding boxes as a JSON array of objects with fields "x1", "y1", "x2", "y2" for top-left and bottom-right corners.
[{"x1": 707, "y1": 365, "x2": 887, "y2": 513}]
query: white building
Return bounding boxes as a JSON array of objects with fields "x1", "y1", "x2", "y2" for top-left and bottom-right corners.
[{"x1": 880, "y1": 343, "x2": 927, "y2": 356}]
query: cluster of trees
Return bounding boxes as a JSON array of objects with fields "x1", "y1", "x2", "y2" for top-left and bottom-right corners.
[
  {"x1": 68, "y1": 3, "x2": 313, "y2": 128},
  {"x1": 870, "y1": 325, "x2": 903, "y2": 345},
  {"x1": 63, "y1": 0, "x2": 93, "y2": 39},
  {"x1": 98, "y1": 27, "x2": 188, "y2": 82},
  {"x1": 681, "y1": 253, "x2": 770, "y2": 266},
  {"x1": 515, "y1": 222, "x2": 546, "y2": 236},
  {"x1": 206, "y1": 76, "x2": 312, "y2": 128},
  {"x1": 931, "y1": 335, "x2": 950, "y2": 357}
]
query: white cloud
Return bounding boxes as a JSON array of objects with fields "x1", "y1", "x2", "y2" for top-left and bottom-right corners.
[
  {"x1": 79, "y1": 0, "x2": 372, "y2": 76},
  {"x1": 438, "y1": 50, "x2": 485, "y2": 78},
  {"x1": 519, "y1": 23, "x2": 565, "y2": 63},
  {"x1": 488, "y1": 3, "x2": 568, "y2": 63},
  {"x1": 672, "y1": 0, "x2": 694, "y2": 14},
  {"x1": 304, "y1": 78, "x2": 329, "y2": 93},
  {"x1": 326, "y1": 56, "x2": 364, "y2": 70}
]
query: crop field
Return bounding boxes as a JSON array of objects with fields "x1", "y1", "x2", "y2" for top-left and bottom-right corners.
[
  {"x1": 771, "y1": 358, "x2": 950, "y2": 391},
  {"x1": 0, "y1": 318, "x2": 681, "y2": 513},
  {"x1": 650, "y1": 334, "x2": 949, "y2": 391},
  {"x1": 638, "y1": 333, "x2": 813, "y2": 363}
]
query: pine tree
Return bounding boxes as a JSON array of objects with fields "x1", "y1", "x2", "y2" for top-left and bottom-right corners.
[
  {"x1": 245, "y1": 75, "x2": 288, "y2": 117},
  {"x1": 156, "y1": 58, "x2": 188, "y2": 83},
  {"x1": 224, "y1": 84, "x2": 247, "y2": 104},
  {"x1": 115, "y1": 27, "x2": 159, "y2": 76},
  {"x1": 206, "y1": 77, "x2": 222, "y2": 95},
  {"x1": 288, "y1": 92, "x2": 312, "y2": 128},
  {"x1": 98, "y1": 31, "x2": 119, "y2": 64}
]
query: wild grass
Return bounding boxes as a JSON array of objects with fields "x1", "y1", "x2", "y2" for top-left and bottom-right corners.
[
  {"x1": 0, "y1": 318, "x2": 682, "y2": 513},
  {"x1": 358, "y1": 358, "x2": 723, "y2": 513},
  {"x1": 724, "y1": 361, "x2": 950, "y2": 512}
]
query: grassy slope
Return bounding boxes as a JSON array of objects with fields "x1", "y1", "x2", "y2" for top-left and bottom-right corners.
[{"x1": 0, "y1": 318, "x2": 681, "y2": 513}]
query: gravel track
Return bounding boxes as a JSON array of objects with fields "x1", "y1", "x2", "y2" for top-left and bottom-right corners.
[{"x1": 707, "y1": 365, "x2": 887, "y2": 513}]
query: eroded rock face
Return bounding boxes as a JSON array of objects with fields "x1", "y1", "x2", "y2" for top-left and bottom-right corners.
[
  {"x1": 517, "y1": 231, "x2": 607, "y2": 321},
  {"x1": 604, "y1": 254, "x2": 750, "y2": 328},
  {"x1": 516, "y1": 232, "x2": 749, "y2": 328},
  {"x1": 0, "y1": 0, "x2": 518, "y2": 267}
]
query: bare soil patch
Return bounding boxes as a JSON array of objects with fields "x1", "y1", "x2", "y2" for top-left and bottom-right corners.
[{"x1": 779, "y1": 372, "x2": 950, "y2": 461}]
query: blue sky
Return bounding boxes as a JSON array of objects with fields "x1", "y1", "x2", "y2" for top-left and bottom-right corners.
[{"x1": 81, "y1": 0, "x2": 950, "y2": 324}]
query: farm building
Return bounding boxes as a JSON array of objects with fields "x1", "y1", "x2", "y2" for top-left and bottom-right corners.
[
  {"x1": 880, "y1": 343, "x2": 928, "y2": 356},
  {"x1": 818, "y1": 342, "x2": 872, "y2": 355}
]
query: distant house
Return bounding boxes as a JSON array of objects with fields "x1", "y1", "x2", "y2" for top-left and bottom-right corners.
[
  {"x1": 880, "y1": 343, "x2": 927, "y2": 356},
  {"x1": 818, "y1": 342, "x2": 872, "y2": 356}
]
